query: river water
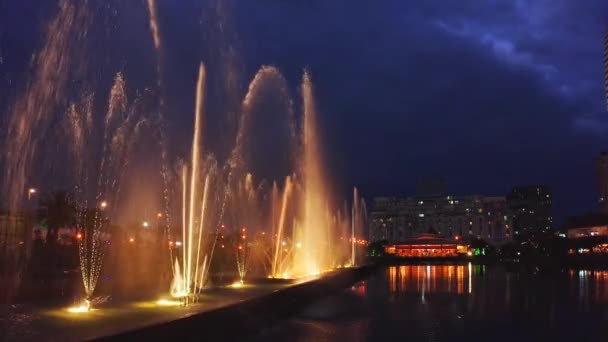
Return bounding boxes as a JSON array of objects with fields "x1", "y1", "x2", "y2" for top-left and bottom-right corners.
[{"x1": 254, "y1": 264, "x2": 608, "y2": 341}]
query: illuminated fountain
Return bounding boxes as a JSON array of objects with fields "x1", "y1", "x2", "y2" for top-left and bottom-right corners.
[
  {"x1": 1, "y1": 0, "x2": 370, "y2": 311},
  {"x1": 169, "y1": 64, "x2": 214, "y2": 303},
  {"x1": 290, "y1": 71, "x2": 333, "y2": 277}
]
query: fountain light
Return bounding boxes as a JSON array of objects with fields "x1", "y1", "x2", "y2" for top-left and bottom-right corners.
[
  {"x1": 156, "y1": 298, "x2": 182, "y2": 306},
  {"x1": 230, "y1": 280, "x2": 245, "y2": 288},
  {"x1": 67, "y1": 299, "x2": 91, "y2": 313}
]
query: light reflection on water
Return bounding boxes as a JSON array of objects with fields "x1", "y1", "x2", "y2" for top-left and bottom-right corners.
[
  {"x1": 257, "y1": 265, "x2": 608, "y2": 340},
  {"x1": 387, "y1": 264, "x2": 477, "y2": 296},
  {"x1": 385, "y1": 265, "x2": 608, "y2": 308}
]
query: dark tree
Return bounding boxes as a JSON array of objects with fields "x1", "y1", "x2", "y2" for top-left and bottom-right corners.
[{"x1": 39, "y1": 191, "x2": 75, "y2": 244}]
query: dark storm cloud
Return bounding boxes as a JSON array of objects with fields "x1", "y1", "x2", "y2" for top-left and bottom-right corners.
[{"x1": 233, "y1": 0, "x2": 608, "y2": 221}]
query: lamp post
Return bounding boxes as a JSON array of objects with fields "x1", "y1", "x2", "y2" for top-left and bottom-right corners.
[{"x1": 27, "y1": 188, "x2": 37, "y2": 201}]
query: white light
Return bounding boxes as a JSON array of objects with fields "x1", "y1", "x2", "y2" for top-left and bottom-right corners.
[
  {"x1": 296, "y1": 242, "x2": 302, "y2": 248},
  {"x1": 175, "y1": 241, "x2": 183, "y2": 246},
  {"x1": 142, "y1": 221, "x2": 149, "y2": 228},
  {"x1": 418, "y1": 213, "x2": 424, "y2": 218},
  {"x1": 281, "y1": 241, "x2": 286, "y2": 246}
]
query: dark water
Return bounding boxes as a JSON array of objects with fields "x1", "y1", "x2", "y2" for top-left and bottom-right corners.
[{"x1": 254, "y1": 264, "x2": 608, "y2": 341}]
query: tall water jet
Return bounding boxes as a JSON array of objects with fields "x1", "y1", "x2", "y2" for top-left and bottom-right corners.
[
  {"x1": 146, "y1": 0, "x2": 173, "y2": 248},
  {"x1": 292, "y1": 70, "x2": 330, "y2": 276},
  {"x1": 3, "y1": 0, "x2": 88, "y2": 212},
  {"x1": 272, "y1": 176, "x2": 293, "y2": 277},
  {"x1": 146, "y1": 0, "x2": 161, "y2": 53},
  {"x1": 76, "y1": 73, "x2": 130, "y2": 301},
  {"x1": 352, "y1": 187, "x2": 358, "y2": 266},
  {"x1": 171, "y1": 63, "x2": 209, "y2": 301}
]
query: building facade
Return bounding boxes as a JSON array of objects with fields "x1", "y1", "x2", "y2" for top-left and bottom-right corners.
[
  {"x1": 369, "y1": 194, "x2": 512, "y2": 245},
  {"x1": 506, "y1": 186, "x2": 553, "y2": 236}
]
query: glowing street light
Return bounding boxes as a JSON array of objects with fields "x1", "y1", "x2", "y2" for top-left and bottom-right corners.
[
  {"x1": 142, "y1": 221, "x2": 149, "y2": 228},
  {"x1": 76, "y1": 233, "x2": 83, "y2": 240},
  {"x1": 157, "y1": 212, "x2": 163, "y2": 218},
  {"x1": 129, "y1": 237, "x2": 135, "y2": 243},
  {"x1": 27, "y1": 188, "x2": 36, "y2": 200},
  {"x1": 296, "y1": 242, "x2": 302, "y2": 249},
  {"x1": 100, "y1": 201, "x2": 108, "y2": 209}
]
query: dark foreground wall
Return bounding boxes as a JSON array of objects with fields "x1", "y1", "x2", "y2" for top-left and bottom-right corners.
[{"x1": 99, "y1": 265, "x2": 376, "y2": 341}]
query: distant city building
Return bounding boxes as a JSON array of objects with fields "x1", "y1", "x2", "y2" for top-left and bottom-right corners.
[
  {"x1": 384, "y1": 233, "x2": 469, "y2": 258},
  {"x1": 565, "y1": 214, "x2": 608, "y2": 239},
  {"x1": 596, "y1": 152, "x2": 608, "y2": 214},
  {"x1": 506, "y1": 186, "x2": 553, "y2": 236},
  {"x1": 369, "y1": 194, "x2": 512, "y2": 245}
]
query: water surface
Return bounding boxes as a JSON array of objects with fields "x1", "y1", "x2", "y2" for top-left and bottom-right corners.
[{"x1": 254, "y1": 264, "x2": 608, "y2": 341}]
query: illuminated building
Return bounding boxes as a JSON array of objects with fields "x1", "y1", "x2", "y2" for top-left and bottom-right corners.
[
  {"x1": 384, "y1": 233, "x2": 469, "y2": 257},
  {"x1": 565, "y1": 214, "x2": 608, "y2": 239},
  {"x1": 507, "y1": 186, "x2": 552, "y2": 236},
  {"x1": 369, "y1": 194, "x2": 512, "y2": 245},
  {"x1": 596, "y1": 152, "x2": 608, "y2": 214}
]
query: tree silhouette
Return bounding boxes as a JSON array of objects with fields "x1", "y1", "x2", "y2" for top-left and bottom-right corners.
[{"x1": 39, "y1": 191, "x2": 75, "y2": 244}]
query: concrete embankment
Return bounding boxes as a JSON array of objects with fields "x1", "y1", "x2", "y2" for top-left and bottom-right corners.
[{"x1": 100, "y1": 265, "x2": 376, "y2": 341}]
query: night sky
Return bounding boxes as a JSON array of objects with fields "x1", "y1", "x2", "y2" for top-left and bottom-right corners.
[{"x1": 1, "y1": 0, "x2": 608, "y2": 225}]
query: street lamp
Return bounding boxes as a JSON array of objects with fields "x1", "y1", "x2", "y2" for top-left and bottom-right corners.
[
  {"x1": 100, "y1": 201, "x2": 108, "y2": 209},
  {"x1": 27, "y1": 188, "x2": 36, "y2": 200},
  {"x1": 142, "y1": 221, "x2": 149, "y2": 228}
]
